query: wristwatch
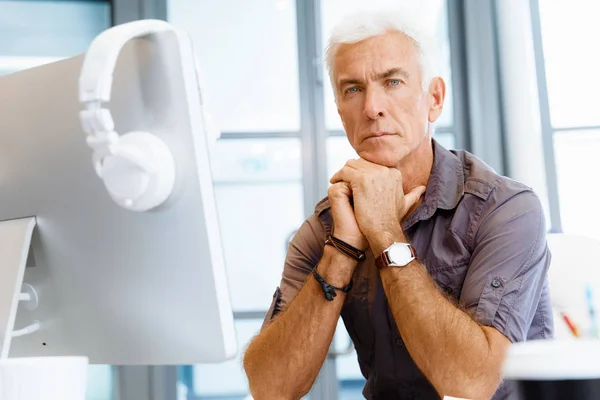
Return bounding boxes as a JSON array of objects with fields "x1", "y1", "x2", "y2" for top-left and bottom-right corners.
[{"x1": 375, "y1": 242, "x2": 417, "y2": 270}]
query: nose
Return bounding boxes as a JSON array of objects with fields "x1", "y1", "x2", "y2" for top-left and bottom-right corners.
[{"x1": 363, "y1": 87, "x2": 385, "y2": 120}]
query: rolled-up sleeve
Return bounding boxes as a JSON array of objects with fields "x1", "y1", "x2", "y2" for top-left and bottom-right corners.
[
  {"x1": 261, "y1": 213, "x2": 325, "y2": 329},
  {"x1": 459, "y1": 189, "x2": 551, "y2": 343}
]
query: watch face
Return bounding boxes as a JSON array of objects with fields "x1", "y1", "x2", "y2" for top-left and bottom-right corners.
[{"x1": 388, "y1": 243, "x2": 412, "y2": 265}]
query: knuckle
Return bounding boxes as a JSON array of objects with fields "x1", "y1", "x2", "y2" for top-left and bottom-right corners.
[{"x1": 328, "y1": 182, "x2": 346, "y2": 197}]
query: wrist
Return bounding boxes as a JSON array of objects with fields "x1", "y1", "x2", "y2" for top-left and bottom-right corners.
[
  {"x1": 330, "y1": 231, "x2": 368, "y2": 250},
  {"x1": 368, "y1": 228, "x2": 408, "y2": 257},
  {"x1": 319, "y1": 246, "x2": 357, "y2": 287}
]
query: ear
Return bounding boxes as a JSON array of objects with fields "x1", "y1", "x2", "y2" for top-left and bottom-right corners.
[{"x1": 427, "y1": 77, "x2": 446, "y2": 123}]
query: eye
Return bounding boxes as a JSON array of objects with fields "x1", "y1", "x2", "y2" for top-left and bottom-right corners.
[
  {"x1": 345, "y1": 87, "x2": 359, "y2": 94},
  {"x1": 388, "y1": 79, "x2": 402, "y2": 87}
]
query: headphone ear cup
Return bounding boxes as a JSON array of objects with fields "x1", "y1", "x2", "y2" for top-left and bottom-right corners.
[{"x1": 98, "y1": 131, "x2": 175, "y2": 211}]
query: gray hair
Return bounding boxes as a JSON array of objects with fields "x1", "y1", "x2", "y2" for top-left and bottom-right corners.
[{"x1": 325, "y1": 8, "x2": 440, "y2": 97}]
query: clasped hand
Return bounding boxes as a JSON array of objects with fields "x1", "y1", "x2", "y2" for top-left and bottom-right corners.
[{"x1": 328, "y1": 158, "x2": 426, "y2": 253}]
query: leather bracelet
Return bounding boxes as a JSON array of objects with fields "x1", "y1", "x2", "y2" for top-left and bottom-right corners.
[
  {"x1": 324, "y1": 235, "x2": 366, "y2": 262},
  {"x1": 312, "y1": 268, "x2": 353, "y2": 301}
]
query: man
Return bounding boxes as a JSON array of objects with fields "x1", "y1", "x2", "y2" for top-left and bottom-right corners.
[{"x1": 244, "y1": 8, "x2": 553, "y2": 400}]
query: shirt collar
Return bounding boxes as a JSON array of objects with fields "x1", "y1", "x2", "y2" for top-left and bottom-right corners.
[{"x1": 403, "y1": 139, "x2": 465, "y2": 230}]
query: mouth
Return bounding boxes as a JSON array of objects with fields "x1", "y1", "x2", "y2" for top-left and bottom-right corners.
[
  {"x1": 371, "y1": 131, "x2": 395, "y2": 137},
  {"x1": 363, "y1": 132, "x2": 395, "y2": 142}
]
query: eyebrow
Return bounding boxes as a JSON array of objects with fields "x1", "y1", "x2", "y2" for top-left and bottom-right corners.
[
  {"x1": 375, "y1": 67, "x2": 410, "y2": 81},
  {"x1": 337, "y1": 67, "x2": 411, "y2": 89}
]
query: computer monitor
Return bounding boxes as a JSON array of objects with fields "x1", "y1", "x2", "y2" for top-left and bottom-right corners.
[{"x1": 0, "y1": 27, "x2": 237, "y2": 365}]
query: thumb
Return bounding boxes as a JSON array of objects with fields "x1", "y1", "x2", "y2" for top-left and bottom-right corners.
[{"x1": 404, "y1": 185, "x2": 427, "y2": 209}]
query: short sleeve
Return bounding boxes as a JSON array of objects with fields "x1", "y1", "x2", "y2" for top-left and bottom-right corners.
[
  {"x1": 459, "y1": 190, "x2": 552, "y2": 343},
  {"x1": 261, "y1": 213, "x2": 326, "y2": 329}
]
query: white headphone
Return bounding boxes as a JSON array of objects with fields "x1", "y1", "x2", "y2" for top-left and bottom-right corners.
[{"x1": 78, "y1": 19, "x2": 220, "y2": 212}]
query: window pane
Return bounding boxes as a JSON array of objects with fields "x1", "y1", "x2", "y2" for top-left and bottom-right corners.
[
  {"x1": 168, "y1": 0, "x2": 301, "y2": 133},
  {"x1": 87, "y1": 365, "x2": 114, "y2": 400},
  {"x1": 189, "y1": 319, "x2": 261, "y2": 398},
  {"x1": 539, "y1": 0, "x2": 600, "y2": 128},
  {"x1": 434, "y1": 132, "x2": 456, "y2": 150},
  {"x1": 321, "y1": 0, "x2": 453, "y2": 131},
  {"x1": 0, "y1": 0, "x2": 110, "y2": 75},
  {"x1": 211, "y1": 139, "x2": 304, "y2": 311},
  {"x1": 554, "y1": 130, "x2": 600, "y2": 242},
  {"x1": 326, "y1": 136, "x2": 358, "y2": 179},
  {"x1": 333, "y1": 319, "x2": 365, "y2": 399}
]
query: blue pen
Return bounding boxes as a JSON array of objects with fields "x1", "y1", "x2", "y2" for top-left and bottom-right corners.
[{"x1": 586, "y1": 283, "x2": 599, "y2": 339}]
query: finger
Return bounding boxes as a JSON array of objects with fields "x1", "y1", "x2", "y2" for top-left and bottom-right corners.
[
  {"x1": 348, "y1": 157, "x2": 381, "y2": 172},
  {"x1": 404, "y1": 185, "x2": 427, "y2": 209},
  {"x1": 330, "y1": 165, "x2": 361, "y2": 184},
  {"x1": 355, "y1": 157, "x2": 378, "y2": 168},
  {"x1": 330, "y1": 164, "x2": 351, "y2": 184},
  {"x1": 333, "y1": 158, "x2": 379, "y2": 185},
  {"x1": 328, "y1": 181, "x2": 352, "y2": 199},
  {"x1": 328, "y1": 182, "x2": 355, "y2": 210},
  {"x1": 344, "y1": 158, "x2": 362, "y2": 169},
  {"x1": 330, "y1": 169, "x2": 343, "y2": 184}
]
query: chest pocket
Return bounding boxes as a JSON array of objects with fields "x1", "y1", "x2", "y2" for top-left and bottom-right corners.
[
  {"x1": 411, "y1": 220, "x2": 472, "y2": 303},
  {"x1": 408, "y1": 216, "x2": 472, "y2": 301},
  {"x1": 428, "y1": 262, "x2": 470, "y2": 302}
]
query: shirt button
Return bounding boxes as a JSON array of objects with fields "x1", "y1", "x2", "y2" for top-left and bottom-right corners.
[
  {"x1": 395, "y1": 337, "x2": 404, "y2": 346},
  {"x1": 491, "y1": 278, "x2": 502, "y2": 288}
]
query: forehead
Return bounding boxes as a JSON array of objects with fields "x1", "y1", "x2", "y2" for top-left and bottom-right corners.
[{"x1": 332, "y1": 31, "x2": 421, "y2": 78}]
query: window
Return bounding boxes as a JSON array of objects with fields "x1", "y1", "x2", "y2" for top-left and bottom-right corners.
[
  {"x1": 535, "y1": 0, "x2": 600, "y2": 239},
  {"x1": 538, "y1": 0, "x2": 600, "y2": 128},
  {"x1": 211, "y1": 139, "x2": 304, "y2": 312},
  {"x1": 167, "y1": 0, "x2": 301, "y2": 133},
  {"x1": 553, "y1": 131, "x2": 600, "y2": 241},
  {"x1": 0, "y1": 1, "x2": 110, "y2": 75},
  {"x1": 87, "y1": 366, "x2": 115, "y2": 400},
  {"x1": 189, "y1": 320, "x2": 262, "y2": 399},
  {"x1": 169, "y1": 1, "x2": 305, "y2": 398},
  {"x1": 169, "y1": 0, "x2": 461, "y2": 398}
]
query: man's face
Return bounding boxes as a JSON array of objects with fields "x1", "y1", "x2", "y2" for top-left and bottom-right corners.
[{"x1": 333, "y1": 31, "x2": 444, "y2": 168}]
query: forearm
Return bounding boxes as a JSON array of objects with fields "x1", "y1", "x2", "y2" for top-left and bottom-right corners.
[
  {"x1": 380, "y1": 260, "x2": 505, "y2": 399},
  {"x1": 244, "y1": 247, "x2": 356, "y2": 400}
]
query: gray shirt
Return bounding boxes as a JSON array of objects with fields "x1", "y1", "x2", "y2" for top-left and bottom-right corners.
[{"x1": 264, "y1": 139, "x2": 554, "y2": 399}]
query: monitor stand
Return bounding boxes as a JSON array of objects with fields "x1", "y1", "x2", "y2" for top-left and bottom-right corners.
[{"x1": 0, "y1": 217, "x2": 40, "y2": 359}]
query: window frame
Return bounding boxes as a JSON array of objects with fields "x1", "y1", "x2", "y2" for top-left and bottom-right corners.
[{"x1": 529, "y1": 0, "x2": 600, "y2": 233}]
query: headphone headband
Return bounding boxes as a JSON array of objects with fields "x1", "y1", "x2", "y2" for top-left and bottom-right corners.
[
  {"x1": 79, "y1": 19, "x2": 173, "y2": 104},
  {"x1": 77, "y1": 19, "x2": 220, "y2": 212}
]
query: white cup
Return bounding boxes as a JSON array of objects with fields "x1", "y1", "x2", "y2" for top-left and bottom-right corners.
[{"x1": 0, "y1": 356, "x2": 88, "y2": 400}]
